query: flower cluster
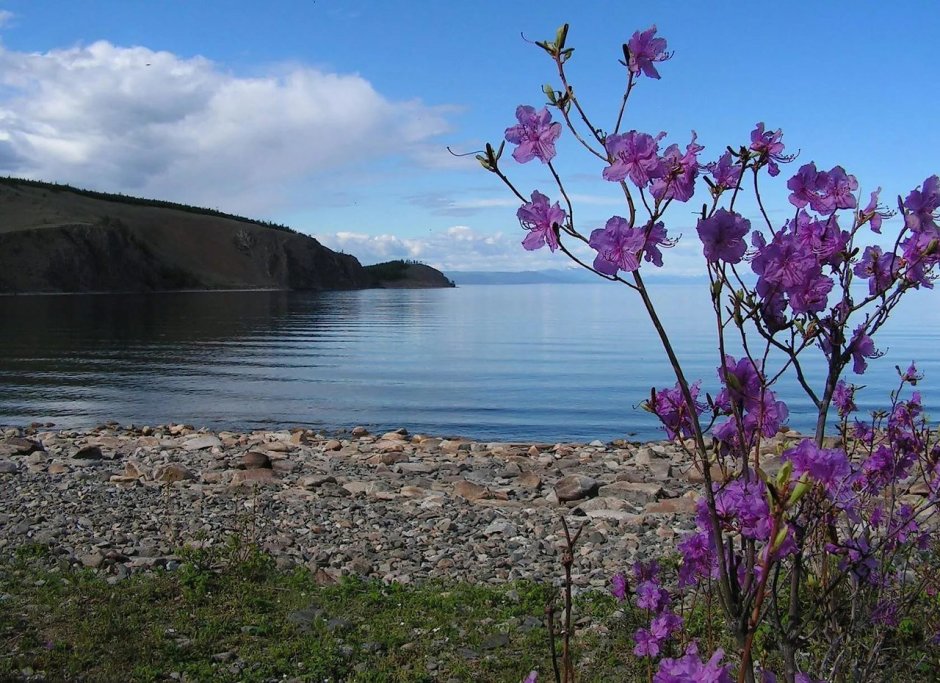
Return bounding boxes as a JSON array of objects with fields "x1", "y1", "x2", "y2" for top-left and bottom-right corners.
[{"x1": 492, "y1": 22, "x2": 940, "y2": 683}]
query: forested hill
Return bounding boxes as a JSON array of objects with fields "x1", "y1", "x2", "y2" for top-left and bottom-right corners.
[{"x1": 0, "y1": 178, "x2": 451, "y2": 293}]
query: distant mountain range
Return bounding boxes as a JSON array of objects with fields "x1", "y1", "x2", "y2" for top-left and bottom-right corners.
[{"x1": 449, "y1": 269, "x2": 704, "y2": 285}]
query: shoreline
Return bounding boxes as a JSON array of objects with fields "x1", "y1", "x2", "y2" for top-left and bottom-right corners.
[{"x1": 0, "y1": 422, "x2": 730, "y2": 587}]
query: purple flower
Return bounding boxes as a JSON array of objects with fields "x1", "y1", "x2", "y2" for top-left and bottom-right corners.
[
  {"x1": 504, "y1": 105, "x2": 562, "y2": 164},
  {"x1": 749, "y1": 122, "x2": 787, "y2": 177},
  {"x1": 634, "y1": 627, "x2": 662, "y2": 657},
  {"x1": 697, "y1": 208, "x2": 750, "y2": 264},
  {"x1": 899, "y1": 230, "x2": 939, "y2": 289},
  {"x1": 636, "y1": 578, "x2": 670, "y2": 612},
  {"x1": 848, "y1": 326, "x2": 880, "y2": 375},
  {"x1": 633, "y1": 559, "x2": 661, "y2": 582},
  {"x1": 651, "y1": 132, "x2": 703, "y2": 203},
  {"x1": 751, "y1": 225, "x2": 836, "y2": 316},
  {"x1": 627, "y1": 25, "x2": 670, "y2": 79},
  {"x1": 853, "y1": 245, "x2": 897, "y2": 295},
  {"x1": 653, "y1": 644, "x2": 733, "y2": 683},
  {"x1": 832, "y1": 381, "x2": 856, "y2": 417},
  {"x1": 900, "y1": 362, "x2": 922, "y2": 384},
  {"x1": 706, "y1": 152, "x2": 743, "y2": 193},
  {"x1": 641, "y1": 221, "x2": 672, "y2": 267},
  {"x1": 588, "y1": 216, "x2": 646, "y2": 275},
  {"x1": 677, "y1": 531, "x2": 715, "y2": 587},
  {"x1": 787, "y1": 163, "x2": 819, "y2": 210},
  {"x1": 517, "y1": 191, "x2": 566, "y2": 252},
  {"x1": 706, "y1": 478, "x2": 772, "y2": 541},
  {"x1": 788, "y1": 272, "x2": 834, "y2": 314},
  {"x1": 792, "y1": 211, "x2": 849, "y2": 267},
  {"x1": 788, "y1": 164, "x2": 858, "y2": 215},
  {"x1": 650, "y1": 612, "x2": 683, "y2": 641},
  {"x1": 603, "y1": 130, "x2": 666, "y2": 187},
  {"x1": 783, "y1": 439, "x2": 853, "y2": 497},
  {"x1": 649, "y1": 381, "x2": 705, "y2": 440},
  {"x1": 860, "y1": 188, "x2": 888, "y2": 233},
  {"x1": 610, "y1": 573, "x2": 628, "y2": 602},
  {"x1": 903, "y1": 175, "x2": 940, "y2": 232},
  {"x1": 522, "y1": 672, "x2": 538, "y2": 683}
]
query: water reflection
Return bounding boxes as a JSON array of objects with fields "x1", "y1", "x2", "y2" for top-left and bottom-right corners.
[{"x1": 0, "y1": 285, "x2": 937, "y2": 442}]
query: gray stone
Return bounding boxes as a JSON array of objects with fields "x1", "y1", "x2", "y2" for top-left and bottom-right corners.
[
  {"x1": 597, "y1": 481, "x2": 664, "y2": 504},
  {"x1": 182, "y1": 435, "x2": 221, "y2": 451},
  {"x1": 73, "y1": 445, "x2": 103, "y2": 460},
  {"x1": 553, "y1": 475, "x2": 599, "y2": 502},
  {"x1": 240, "y1": 451, "x2": 272, "y2": 469}
]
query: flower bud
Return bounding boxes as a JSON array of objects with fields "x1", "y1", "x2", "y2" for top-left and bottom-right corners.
[
  {"x1": 555, "y1": 24, "x2": 569, "y2": 51},
  {"x1": 776, "y1": 460, "x2": 794, "y2": 489},
  {"x1": 543, "y1": 84, "x2": 557, "y2": 105},
  {"x1": 787, "y1": 474, "x2": 811, "y2": 507},
  {"x1": 771, "y1": 526, "x2": 789, "y2": 553}
]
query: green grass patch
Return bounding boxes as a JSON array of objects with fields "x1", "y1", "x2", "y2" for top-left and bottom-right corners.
[{"x1": 0, "y1": 547, "x2": 645, "y2": 682}]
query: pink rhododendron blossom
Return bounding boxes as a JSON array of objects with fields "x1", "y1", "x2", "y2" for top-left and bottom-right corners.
[
  {"x1": 653, "y1": 644, "x2": 733, "y2": 683},
  {"x1": 832, "y1": 380, "x2": 857, "y2": 416},
  {"x1": 853, "y1": 245, "x2": 897, "y2": 295},
  {"x1": 517, "y1": 191, "x2": 566, "y2": 252},
  {"x1": 504, "y1": 105, "x2": 561, "y2": 164},
  {"x1": 903, "y1": 175, "x2": 940, "y2": 232},
  {"x1": 787, "y1": 163, "x2": 858, "y2": 215},
  {"x1": 627, "y1": 25, "x2": 670, "y2": 79},
  {"x1": 860, "y1": 188, "x2": 888, "y2": 233},
  {"x1": 783, "y1": 440, "x2": 853, "y2": 496},
  {"x1": 651, "y1": 131, "x2": 703, "y2": 202},
  {"x1": 588, "y1": 216, "x2": 646, "y2": 275},
  {"x1": 706, "y1": 151, "x2": 743, "y2": 192},
  {"x1": 677, "y1": 531, "x2": 715, "y2": 587},
  {"x1": 899, "y1": 230, "x2": 939, "y2": 289},
  {"x1": 603, "y1": 130, "x2": 666, "y2": 187},
  {"x1": 640, "y1": 220, "x2": 672, "y2": 267},
  {"x1": 610, "y1": 573, "x2": 628, "y2": 601},
  {"x1": 848, "y1": 326, "x2": 880, "y2": 375},
  {"x1": 636, "y1": 578, "x2": 670, "y2": 612},
  {"x1": 702, "y1": 478, "x2": 772, "y2": 541},
  {"x1": 650, "y1": 381, "x2": 705, "y2": 439},
  {"x1": 697, "y1": 208, "x2": 750, "y2": 263},
  {"x1": 749, "y1": 122, "x2": 787, "y2": 177},
  {"x1": 633, "y1": 627, "x2": 662, "y2": 657}
]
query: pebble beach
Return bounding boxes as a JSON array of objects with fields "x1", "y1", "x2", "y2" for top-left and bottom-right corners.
[{"x1": 0, "y1": 423, "x2": 777, "y2": 588}]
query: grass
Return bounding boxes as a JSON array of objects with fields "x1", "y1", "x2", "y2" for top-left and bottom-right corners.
[
  {"x1": 0, "y1": 542, "x2": 643, "y2": 683},
  {"x1": 4, "y1": 540, "x2": 937, "y2": 682}
]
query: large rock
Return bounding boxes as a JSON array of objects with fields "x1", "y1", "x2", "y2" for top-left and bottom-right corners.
[
  {"x1": 240, "y1": 451, "x2": 272, "y2": 469},
  {"x1": 73, "y1": 445, "x2": 104, "y2": 460},
  {"x1": 155, "y1": 464, "x2": 197, "y2": 483},
  {"x1": 554, "y1": 475, "x2": 600, "y2": 502},
  {"x1": 4, "y1": 437, "x2": 43, "y2": 455},
  {"x1": 597, "y1": 481, "x2": 664, "y2": 504},
  {"x1": 231, "y1": 469, "x2": 277, "y2": 487},
  {"x1": 182, "y1": 435, "x2": 222, "y2": 451},
  {"x1": 453, "y1": 480, "x2": 490, "y2": 501}
]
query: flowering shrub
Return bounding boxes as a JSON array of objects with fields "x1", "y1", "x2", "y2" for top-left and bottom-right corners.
[{"x1": 474, "y1": 23, "x2": 940, "y2": 683}]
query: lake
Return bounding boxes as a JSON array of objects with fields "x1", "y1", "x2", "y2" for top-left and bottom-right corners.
[{"x1": 1, "y1": 284, "x2": 938, "y2": 442}]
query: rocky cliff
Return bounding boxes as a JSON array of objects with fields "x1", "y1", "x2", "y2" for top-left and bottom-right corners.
[{"x1": 0, "y1": 179, "x2": 447, "y2": 293}]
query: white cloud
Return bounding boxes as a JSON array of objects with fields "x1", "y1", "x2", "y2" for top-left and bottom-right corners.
[
  {"x1": 0, "y1": 40, "x2": 453, "y2": 215},
  {"x1": 0, "y1": 11, "x2": 13, "y2": 28},
  {"x1": 315, "y1": 224, "x2": 707, "y2": 276}
]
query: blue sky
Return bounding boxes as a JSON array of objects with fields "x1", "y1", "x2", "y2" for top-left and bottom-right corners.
[{"x1": 1, "y1": 1, "x2": 938, "y2": 272}]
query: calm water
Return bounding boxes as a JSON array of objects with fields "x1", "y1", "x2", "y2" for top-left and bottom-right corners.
[{"x1": 1, "y1": 284, "x2": 938, "y2": 442}]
